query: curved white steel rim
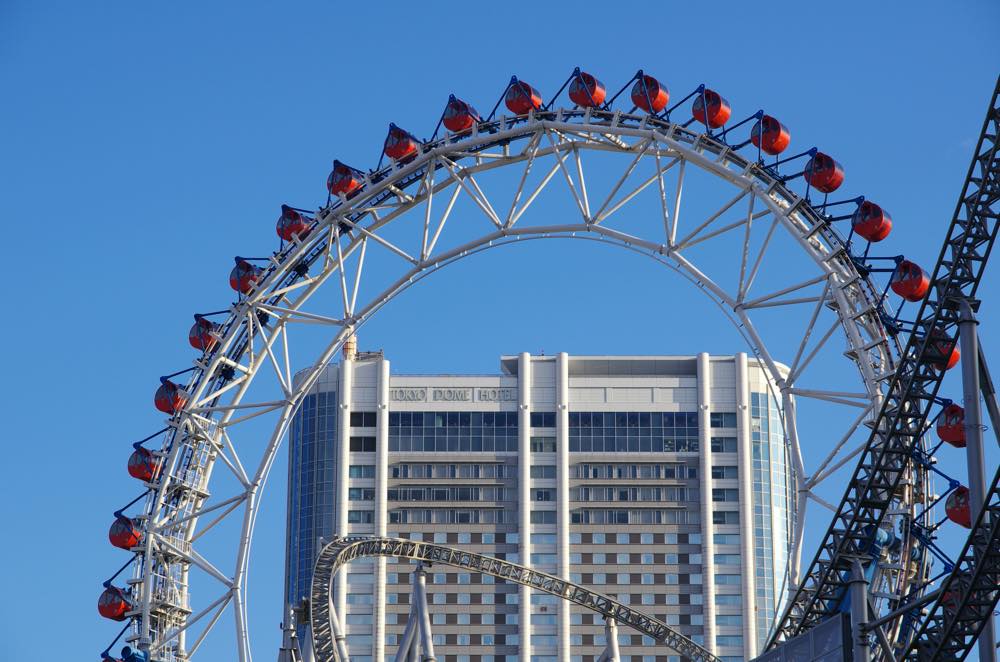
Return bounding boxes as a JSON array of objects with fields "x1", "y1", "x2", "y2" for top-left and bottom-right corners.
[{"x1": 127, "y1": 108, "x2": 926, "y2": 661}]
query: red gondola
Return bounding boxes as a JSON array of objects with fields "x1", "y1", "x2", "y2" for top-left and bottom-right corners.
[
  {"x1": 945, "y1": 486, "x2": 971, "y2": 528},
  {"x1": 692, "y1": 89, "x2": 731, "y2": 128},
  {"x1": 569, "y1": 71, "x2": 606, "y2": 108},
  {"x1": 803, "y1": 152, "x2": 845, "y2": 193},
  {"x1": 851, "y1": 201, "x2": 893, "y2": 242},
  {"x1": 630, "y1": 74, "x2": 669, "y2": 114},
  {"x1": 276, "y1": 205, "x2": 311, "y2": 242},
  {"x1": 890, "y1": 260, "x2": 929, "y2": 302},
  {"x1": 127, "y1": 447, "x2": 160, "y2": 482},
  {"x1": 750, "y1": 115, "x2": 791, "y2": 156},
  {"x1": 505, "y1": 79, "x2": 542, "y2": 115},
  {"x1": 98, "y1": 586, "x2": 133, "y2": 621},
  {"x1": 384, "y1": 124, "x2": 419, "y2": 162},
  {"x1": 443, "y1": 96, "x2": 481, "y2": 133},
  {"x1": 229, "y1": 258, "x2": 262, "y2": 294},
  {"x1": 327, "y1": 160, "x2": 364, "y2": 198},
  {"x1": 154, "y1": 379, "x2": 187, "y2": 415},
  {"x1": 930, "y1": 328, "x2": 960, "y2": 371},
  {"x1": 936, "y1": 403, "x2": 966, "y2": 447},
  {"x1": 109, "y1": 516, "x2": 142, "y2": 550},
  {"x1": 942, "y1": 589, "x2": 962, "y2": 612},
  {"x1": 188, "y1": 316, "x2": 220, "y2": 352}
]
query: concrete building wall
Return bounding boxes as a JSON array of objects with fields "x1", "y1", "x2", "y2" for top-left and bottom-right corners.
[{"x1": 285, "y1": 354, "x2": 793, "y2": 662}]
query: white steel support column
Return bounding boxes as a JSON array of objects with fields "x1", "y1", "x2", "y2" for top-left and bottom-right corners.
[
  {"x1": 849, "y1": 561, "x2": 871, "y2": 662},
  {"x1": 735, "y1": 354, "x2": 758, "y2": 658},
  {"x1": 336, "y1": 358, "x2": 353, "y2": 625},
  {"x1": 556, "y1": 352, "x2": 571, "y2": 662},
  {"x1": 604, "y1": 619, "x2": 620, "y2": 662},
  {"x1": 518, "y1": 352, "x2": 533, "y2": 662},
  {"x1": 374, "y1": 358, "x2": 391, "y2": 662},
  {"x1": 958, "y1": 300, "x2": 997, "y2": 662},
  {"x1": 697, "y1": 353, "x2": 717, "y2": 655}
]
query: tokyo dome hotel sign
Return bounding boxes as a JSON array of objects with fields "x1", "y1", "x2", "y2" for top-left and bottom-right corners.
[{"x1": 389, "y1": 387, "x2": 518, "y2": 403}]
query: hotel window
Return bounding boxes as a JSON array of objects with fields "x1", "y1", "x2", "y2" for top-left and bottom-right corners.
[
  {"x1": 348, "y1": 465, "x2": 375, "y2": 478},
  {"x1": 531, "y1": 436, "x2": 556, "y2": 452},
  {"x1": 350, "y1": 412, "x2": 377, "y2": 427},
  {"x1": 713, "y1": 488, "x2": 740, "y2": 502},
  {"x1": 349, "y1": 436, "x2": 376, "y2": 452},
  {"x1": 712, "y1": 465, "x2": 738, "y2": 479},
  {"x1": 710, "y1": 412, "x2": 738, "y2": 428},
  {"x1": 713, "y1": 511, "x2": 740, "y2": 524},
  {"x1": 530, "y1": 412, "x2": 556, "y2": 427},
  {"x1": 711, "y1": 437, "x2": 737, "y2": 453},
  {"x1": 533, "y1": 489, "x2": 555, "y2": 501},
  {"x1": 531, "y1": 465, "x2": 556, "y2": 478}
]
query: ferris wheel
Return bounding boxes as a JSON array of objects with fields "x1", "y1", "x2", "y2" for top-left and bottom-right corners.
[{"x1": 96, "y1": 68, "x2": 999, "y2": 662}]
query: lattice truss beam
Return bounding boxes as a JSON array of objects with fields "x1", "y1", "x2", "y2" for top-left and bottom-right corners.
[
  {"x1": 770, "y1": 77, "x2": 1000, "y2": 653},
  {"x1": 903, "y1": 465, "x2": 1000, "y2": 660},
  {"x1": 310, "y1": 537, "x2": 719, "y2": 662},
  {"x1": 121, "y1": 106, "x2": 931, "y2": 661}
]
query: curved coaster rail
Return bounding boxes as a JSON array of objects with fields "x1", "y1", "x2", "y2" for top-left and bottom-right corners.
[
  {"x1": 903, "y1": 464, "x2": 1000, "y2": 660},
  {"x1": 770, "y1": 76, "x2": 1000, "y2": 652},
  {"x1": 310, "y1": 536, "x2": 720, "y2": 662}
]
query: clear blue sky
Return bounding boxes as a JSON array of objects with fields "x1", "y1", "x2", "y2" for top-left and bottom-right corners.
[{"x1": 1, "y1": 1, "x2": 997, "y2": 660}]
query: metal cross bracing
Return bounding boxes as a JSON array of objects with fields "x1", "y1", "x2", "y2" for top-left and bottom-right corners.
[
  {"x1": 901, "y1": 464, "x2": 1000, "y2": 661},
  {"x1": 309, "y1": 536, "x2": 720, "y2": 662},
  {"x1": 102, "y1": 73, "x2": 944, "y2": 662},
  {"x1": 769, "y1": 75, "x2": 1000, "y2": 652}
]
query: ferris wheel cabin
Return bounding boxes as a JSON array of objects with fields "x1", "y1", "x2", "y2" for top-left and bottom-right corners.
[
  {"x1": 936, "y1": 403, "x2": 966, "y2": 447},
  {"x1": 569, "y1": 71, "x2": 606, "y2": 108},
  {"x1": 276, "y1": 205, "x2": 311, "y2": 242},
  {"x1": 127, "y1": 446, "x2": 159, "y2": 482},
  {"x1": 153, "y1": 379, "x2": 187, "y2": 415},
  {"x1": 383, "y1": 124, "x2": 419, "y2": 162},
  {"x1": 630, "y1": 74, "x2": 669, "y2": 113},
  {"x1": 692, "y1": 88, "x2": 731, "y2": 128},
  {"x1": 751, "y1": 115, "x2": 791, "y2": 155},
  {"x1": 443, "y1": 96, "x2": 481, "y2": 133},
  {"x1": 851, "y1": 200, "x2": 893, "y2": 242},
  {"x1": 98, "y1": 586, "x2": 133, "y2": 621},
  {"x1": 505, "y1": 79, "x2": 542, "y2": 115},
  {"x1": 946, "y1": 486, "x2": 972, "y2": 528},
  {"x1": 229, "y1": 258, "x2": 262, "y2": 294},
  {"x1": 109, "y1": 515, "x2": 142, "y2": 550},
  {"x1": 890, "y1": 260, "x2": 930, "y2": 302}
]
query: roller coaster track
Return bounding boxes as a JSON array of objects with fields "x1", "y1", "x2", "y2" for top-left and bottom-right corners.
[
  {"x1": 770, "y1": 76, "x2": 1000, "y2": 650},
  {"x1": 310, "y1": 537, "x2": 720, "y2": 662},
  {"x1": 903, "y1": 464, "x2": 1000, "y2": 660}
]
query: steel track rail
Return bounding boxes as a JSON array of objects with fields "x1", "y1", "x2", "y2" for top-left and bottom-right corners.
[
  {"x1": 770, "y1": 75, "x2": 1000, "y2": 648},
  {"x1": 310, "y1": 536, "x2": 720, "y2": 662},
  {"x1": 903, "y1": 464, "x2": 1000, "y2": 660}
]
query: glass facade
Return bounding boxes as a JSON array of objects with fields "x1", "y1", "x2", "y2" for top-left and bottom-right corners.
[
  {"x1": 286, "y1": 391, "x2": 338, "y2": 606},
  {"x1": 568, "y1": 412, "x2": 699, "y2": 452},
  {"x1": 388, "y1": 411, "x2": 518, "y2": 452},
  {"x1": 750, "y1": 391, "x2": 793, "y2": 650}
]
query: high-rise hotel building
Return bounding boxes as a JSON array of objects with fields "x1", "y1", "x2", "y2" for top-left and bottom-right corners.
[{"x1": 284, "y1": 352, "x2": 794, "y2": 662}]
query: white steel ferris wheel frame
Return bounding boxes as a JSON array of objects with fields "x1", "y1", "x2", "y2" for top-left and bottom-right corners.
[{"x1": 127, "y1": 106, "x2": 928, "y2": 662}]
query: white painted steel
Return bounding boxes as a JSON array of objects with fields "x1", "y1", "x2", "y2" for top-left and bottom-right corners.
[
  {"x1": 374, "y1": 359, "x2": 390, "y2": 662},
  {"x1": 518, "y1": 352, "x2": 532, "y2": 662},
  {"x1": 556, "y1": 352, "x2": 571, "y2": 662},
  {"x1": 697, "y1": 353, "x2": 717, "y2": 655},
  {"x1": 123, "y1": 110, "x2": 920, "y2": 661}
]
